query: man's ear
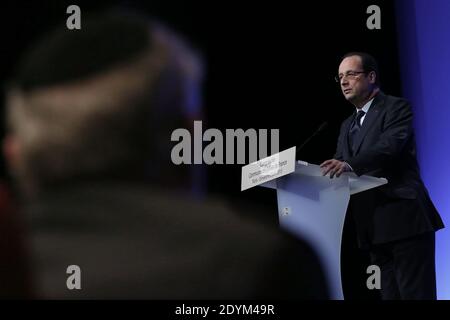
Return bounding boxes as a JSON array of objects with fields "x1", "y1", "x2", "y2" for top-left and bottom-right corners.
[
  {"x1": 3, "y1": 134, "x2": 21, "y2": 172},
  {"x1": 368, "y1": 71, "x2": 377, "y2": 84}
]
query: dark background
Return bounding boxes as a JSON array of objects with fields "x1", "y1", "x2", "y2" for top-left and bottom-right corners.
[{"x1": 0, "y1": 0, "x2": 402, "y2": 299}]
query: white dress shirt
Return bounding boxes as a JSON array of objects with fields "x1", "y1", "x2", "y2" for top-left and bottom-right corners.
[{"x1": 356, "y1": 98, "x2": 374, "y2": 126}]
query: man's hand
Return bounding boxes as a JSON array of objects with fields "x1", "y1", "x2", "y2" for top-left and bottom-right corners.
[{"x1": 320, "y1": 159, "x2": 351, "y2": 178}]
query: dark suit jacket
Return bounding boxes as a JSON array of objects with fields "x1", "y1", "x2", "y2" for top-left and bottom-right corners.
[
  {"x1": 23, "y1": 181, "x2": 328, "y2": 299},
  {"x1": 334, "y1": 92, "x2": 444, "y2": 248}
]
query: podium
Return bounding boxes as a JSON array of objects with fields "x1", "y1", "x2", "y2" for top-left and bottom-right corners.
[{"x1": 261, "y1": 160, "x2": 387, "y2": 300}]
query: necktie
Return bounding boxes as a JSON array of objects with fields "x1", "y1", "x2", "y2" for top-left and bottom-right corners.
[{"x1": 349, "y1": 110, "x2": 366, "y2": 155}]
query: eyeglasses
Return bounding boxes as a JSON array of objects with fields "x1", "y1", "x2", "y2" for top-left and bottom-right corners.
[{"x1": 335, "y1": 71, "x2": 366, "y2": 83}]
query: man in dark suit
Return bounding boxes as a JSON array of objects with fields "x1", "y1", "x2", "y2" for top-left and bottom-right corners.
[
  {"x1": 2, "y1": 13, "x2": 328, "y2": 299},
  {"x1": 320, "y1": 52, "x2": 444, "y2": 300}
]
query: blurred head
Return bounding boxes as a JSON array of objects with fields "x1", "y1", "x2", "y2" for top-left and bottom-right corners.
[
  {"x1": 4, "y1": 13, "x2": 203, "y2": 196},
  {"x1": 337, "y1": 52, "x2": 379, "y2": 108}
]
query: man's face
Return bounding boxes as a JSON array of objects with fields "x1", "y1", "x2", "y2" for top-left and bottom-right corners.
[{"x1": 338, "y1": 56, "x2": 374, "y2": 105}]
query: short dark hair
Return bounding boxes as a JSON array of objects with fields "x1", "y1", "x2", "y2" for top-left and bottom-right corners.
[
  {"x1": 14, "y1": 13, "x2": 152, "y2": 92},
  {"x1": 341, "y1": 52, "x2": 380, "y2": 85},
  {"x1": 7, "y1": 13, "x2": 197, "y2": 192}
]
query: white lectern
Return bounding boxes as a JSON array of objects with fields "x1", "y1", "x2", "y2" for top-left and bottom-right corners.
[{"x1": 261, "y1": 160, "x2": 387, "y2": 300}]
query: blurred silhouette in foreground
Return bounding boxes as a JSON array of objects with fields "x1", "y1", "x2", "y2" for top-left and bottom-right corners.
[
  {"x1": 3, "y1": 12, "x2": 328, "y2": 299},
  {"x1": 0, "y1": 183, "x2": 33, "y2": 298}
]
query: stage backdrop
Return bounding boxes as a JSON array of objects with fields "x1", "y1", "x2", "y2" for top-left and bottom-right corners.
[{"x1": 396, "y1": 0, "x2": 450, "y2": 300}]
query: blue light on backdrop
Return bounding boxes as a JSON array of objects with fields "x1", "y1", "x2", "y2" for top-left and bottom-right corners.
[{"x1": 396, "y1": 0, "x2": 450, "y2": 299}]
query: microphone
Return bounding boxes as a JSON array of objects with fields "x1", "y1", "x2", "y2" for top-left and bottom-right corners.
[{"x1": 295, "y1": 121, "x2": 328, "y2": 158}]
